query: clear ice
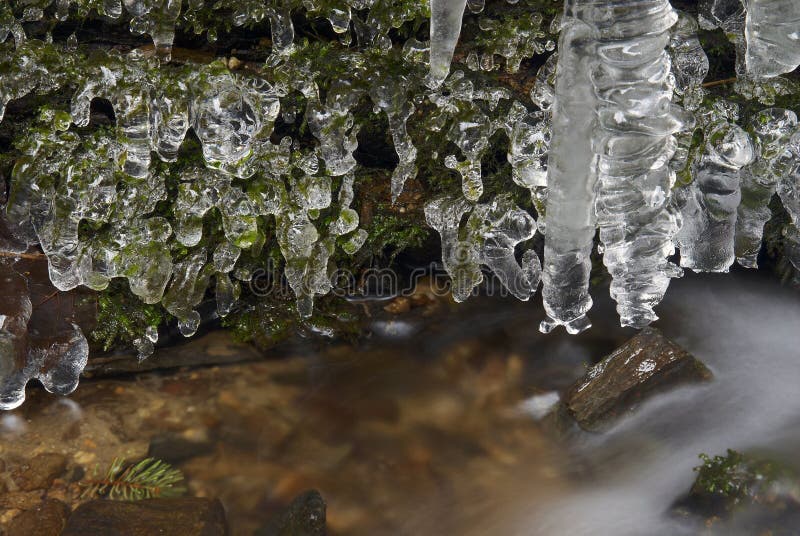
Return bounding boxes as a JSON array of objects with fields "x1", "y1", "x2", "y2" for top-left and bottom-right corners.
[
  {"x1": 735, "y1": 108, "x2": 798, "y2": 268},
  {"x1": 744, "y1": 0, "x2": 800, "y2": 79},
  {"x1": 429, "y1": 0, "x2": 468, "y2": 87},
  {"x1": 541, "y1": 0, "x2": 690, "y2": 333},
  {"x1": 676, "y1": 111, "x2": 755, "y2": 272}
]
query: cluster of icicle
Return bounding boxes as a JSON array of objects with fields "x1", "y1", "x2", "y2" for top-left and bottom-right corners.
[
  {"x1": 2, "y1": 0, "x2": 800, "y2": 409},
  {"x1": 5, "y1": 52, "x2": 374, "y2": 335},
  {"x1": 428, "y1": 0, "x2": 800, "y2": 333}
]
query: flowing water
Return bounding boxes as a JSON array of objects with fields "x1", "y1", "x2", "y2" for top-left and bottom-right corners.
[{"x1": 1, "y1": 269, "x2": 798, "y2": 535}]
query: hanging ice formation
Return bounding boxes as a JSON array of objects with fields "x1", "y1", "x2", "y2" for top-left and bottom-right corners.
[
  {"x1": 429, "y1": 0, "x2": 468, "y2": 87},
  {"x1": 4, "y1": 0, "x2": 800, "y2": 408},
  {"x1": 535, "y1": 0, "x2": 691, "y2": 333},
  {"x1": 744, "y1": 0, "x2": 800, "y2": 79},
  {"x1": 675, "y1": 104, "x2": 755, "y2": 272},
  {"x1": 735, "y1": 108, "x2": 799, "y2": 268}
]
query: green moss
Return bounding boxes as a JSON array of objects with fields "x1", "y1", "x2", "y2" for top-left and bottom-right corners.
[
  {"x1": 363, "y1": 209, "x2": 430, "y2": 263},
  {"x1": 91, "y1": 282, "x2": 165, "y2": 352},
  {"x1": 692, "y1": 449, "x2": 798, "y2": 510}
]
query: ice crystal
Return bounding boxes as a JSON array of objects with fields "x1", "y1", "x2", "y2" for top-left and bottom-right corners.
[
  {"x1": 425, "y1": 194, "x2": 541, "y2": 302},
  {"x1": 735, "y1": 108, "x2": 798, "y2": 268},
  {"x1": 676, "y1": 108, "x2": 755, "y2": 272},
  {"x1": 744, "y1": 0, "x2": 800, "y2": 79},
  {"x1": 429, "y1": 0, "x2": 468, "y2": 87}
]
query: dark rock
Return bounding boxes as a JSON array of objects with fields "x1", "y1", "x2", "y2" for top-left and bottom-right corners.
[
  {"x1": 671, "y1": 449, "x2": 800, "y2": 536},
  {"x1": 61, "y1": 498, "x2": 229, "y2": 536},
  {"x1": 148, "y1": 433, "x2": 215, "y2": 464},
  {"x1": 255, "y1": 490, "x2": 327, "y2": 536},
  {"x1": 84, "y1": 331, "x2": 263, "y2": 377},
  {"x1": 6, "y1": 499, "x2": 71, "y2": 536},
  {"x1": 563, "y1": 328, "x2": 712, "y2": 431},
  {"x1": 11, "y1": 453, "x2": 68, "y2": 491}
]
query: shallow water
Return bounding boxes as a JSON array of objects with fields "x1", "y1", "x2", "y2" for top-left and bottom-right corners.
[{"x1": 1, "y1": 269, "x2": 798, "y2": 535}]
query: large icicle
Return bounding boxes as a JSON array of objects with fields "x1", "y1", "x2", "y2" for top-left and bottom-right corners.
[
  {"x1": 744, "y1": 0, "x2": 800, "y2": 79},
  {"x1": 539, "y1": 4, "x2": 598, "y2": 334},
  {"x1": 429, "y1": 0, "x2": 468, "y2": 87},
  {"x1": 594, "y1": 0, "x2": 691, "y2": 328},
  {"x1": 541, "y1": 0, "x2": 689, "y2": 333}
]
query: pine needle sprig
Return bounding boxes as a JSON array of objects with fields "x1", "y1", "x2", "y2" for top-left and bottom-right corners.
[{"x1": 80, "y1": 457, "x2": 187, "y2": 501}]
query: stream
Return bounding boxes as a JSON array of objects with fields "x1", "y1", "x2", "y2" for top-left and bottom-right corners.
[{"x1": 1, "y1": 269, "x2": 798, "y2": 535}]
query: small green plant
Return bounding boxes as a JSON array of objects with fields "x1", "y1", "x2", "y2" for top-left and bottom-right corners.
[
  {"x1": 80, "y1": 457, "x2": 186, "y2": 501},
  {"x1": 692, "y1": 449, "x2": 793, "y2": 509}
]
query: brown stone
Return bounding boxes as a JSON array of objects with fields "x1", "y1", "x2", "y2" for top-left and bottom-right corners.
[
  {"x1": 11, "y1": 453, "x2": 67, "y2": 491},
  {"x1": 6, "y1": 499, "x2": 71, "y2": 536},
  {"x1": 61, "y1": 498, "x2": 228, "y2": 536},
  {"x1": 0, "y1": 491, "x2": 45, "y2": 511},
  {"x1": 563, "y1": 328, "x2": 713, "y2": 431}
]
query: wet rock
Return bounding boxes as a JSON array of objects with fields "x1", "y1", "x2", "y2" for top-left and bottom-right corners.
[
  {"x1": 148, "y1": 433, "x2": 215, "y2": 464},
  {"x1": 83, "y1": 331, "x2": 263, "y2": 378},
  {"x1": 671, "y1": 449, "x2": 800, "y2": 535},
  {"x1": 0, "y1": 491, "x2": 44, "y2": 510},
  {"x1": 11, "y1": 453, "x2": 68, "y2": 491},
  {"x1": 563, "y1": 328, "x2": 712, "y2": 431},
  {"x1": 255, "y1": 490, "x2": 327, "y2": 536},
  {"x1": 61, "y1": 498, "x2": 228, "y2": 536},
  {"x1": 6, "y1": 499, "x2": 71, "y2": 536}
]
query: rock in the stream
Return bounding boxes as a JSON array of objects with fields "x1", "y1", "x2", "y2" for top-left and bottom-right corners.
[
  {"x1": 671, "y1": 449, "x2": 800, "y2": 535},
  {"x1": 5, "y1": 499, "x2": 71, "y2": 536},
  {"x1": 255, "y1": 490, "x2": 327, "y2": 536},
  {"x1": 11, "y1": 453, "x2": 68, "y2": 491},
  {"x1": 563, "y1": 328, "x2": 712, "y2": 431},
  {"x1": 61, "y1": 498, "x2": 228, "y2": 536},
  {"x1": 148, "y1": 433, "x2": 215, "y2": 464}
]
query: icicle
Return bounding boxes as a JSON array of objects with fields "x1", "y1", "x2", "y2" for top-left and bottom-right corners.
[
  {"x1": 676, "y1": 122, "x2": 754, "y2": 272},
  {"x1": 368, "y1": 75, "x2": 418, "y2": 202},
  {"x1": 470, "y1": 196, "x2": 541, "y2": 300},
  {"x1": 305, "y1": 80, "x2": 362, "y2": 177},
  {"x1": 122, "y1": 0, "x2": 182, "y2": 61},
  {"x1": 744, "y1": 0, "x2": 800, "y2": 79},
  {"x1": 0, "y1": 260, "x2": 33, "y2": 410},
  {"x1": 594, "y1": 2, "x2": 691, "y2": 329},
  {"x1": 150, "y1": 80, "x2": 190, "y2": 162},
  {"x1": 425, "y1": 196, "x2": 481, "y2": 301},
  {"x1": 539, "y1": 5, "x2": 600, "y2": 335},
  {"x1": 735, "y1": 108, "x2": 798, "y2": 268},
  {"x1": 429, "y1": 0, "x2": 468, "y2": 87},
  {"x1": 266, "y1": 7, "x2": 295, "y2": 61},
  {"x1": 425, "y1": 195, "x2": 540, "y2": 302},
  {"x1": 162, "y1": 250, "x2": 211, "y2": 337},
  {"x1": 174, "y1": 179, "x2": 215, "y2": 247},
  {"x1": 190, "y1": 67, "x2": 265, "y2": 178},
  {"x1": 777, "y1": 132, "x2": 800, "y2": 270},
  {"x1": 134, "y1": 325, "x2": 158, "y2": 361},
  {"x1": 506, "y1": 103, "x2": 550, "y2": 212},
  {"x1": 669, "y1": 11, "x2": 709, "y2": 111},
  {"x1": 0, "y1": 257, "x2": 89, "y2": 410},
  {"x1": 541, "y1": 0, "x2": 689, "y2": 333}
]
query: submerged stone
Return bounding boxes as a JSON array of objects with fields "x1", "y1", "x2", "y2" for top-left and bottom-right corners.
[
  {"x1": 563, "y1": 327, "x2": 713, "y2": 431},
  {"x1": 255, "y1": 489, "x2": 327, "y2": 536},
  {"x1": 5, "y1": 498, "x2": 71, "y2": 536},
  {"x1": 61, "y1": 498, "x2": 228, "y2": 536}
]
